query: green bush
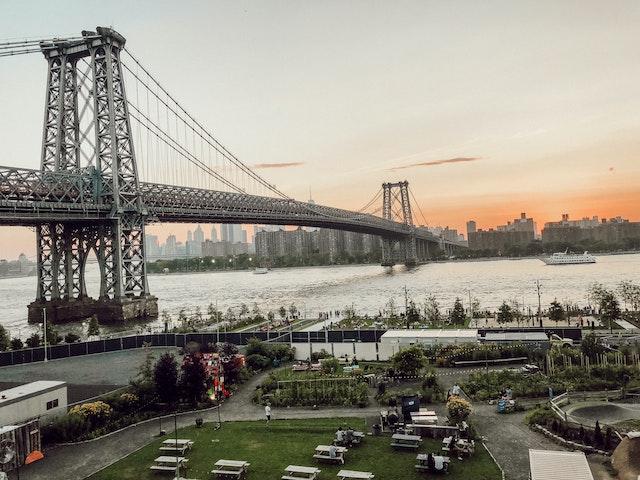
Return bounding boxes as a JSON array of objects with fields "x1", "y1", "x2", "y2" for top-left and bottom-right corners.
[
  {"x1": 525, "y1": 405, "x2": 556, "y2": 427},
  {"x1": 246, "y1": 354, "x2": 271, "y2": 371}
]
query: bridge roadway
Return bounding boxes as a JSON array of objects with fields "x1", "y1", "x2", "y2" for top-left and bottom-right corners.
[{"x1": 0, "y1": 165, "x2": 464, "y2": 247}]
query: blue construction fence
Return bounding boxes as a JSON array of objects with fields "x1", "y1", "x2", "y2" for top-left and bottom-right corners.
[{"x1": 0, "y1": 326, "x2": 581, "y2": 368}]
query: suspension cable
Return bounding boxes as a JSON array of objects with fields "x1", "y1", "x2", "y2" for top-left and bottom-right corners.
[
  {"x1": 121, "y1": 48, "x2": 289, "y2": 199},
  {"x1": 409, "y1": 187, "x2": 428, "y2": 226}
]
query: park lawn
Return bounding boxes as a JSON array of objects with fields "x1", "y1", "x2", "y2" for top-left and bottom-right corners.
[{"x1": 88, "y1": 418, "x2": 501, "y2": 480}]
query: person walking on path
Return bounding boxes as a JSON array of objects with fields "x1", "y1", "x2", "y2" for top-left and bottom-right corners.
[{"x1": 265, "y1": 403, "x2": 272, "y2": 424}]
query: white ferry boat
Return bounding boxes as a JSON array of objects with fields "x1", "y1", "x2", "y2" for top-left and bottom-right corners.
[
  {"x1": 542, "y1": 251, "x2": 596, "y2": 265},
  {"x1": 252, "y1": 267, "x2": 269, "y2": 274}
]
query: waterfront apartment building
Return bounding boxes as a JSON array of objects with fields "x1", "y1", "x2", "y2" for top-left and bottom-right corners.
[
  {"x1": 542, "y1": 214, "x2": 640, "y2": 245},
  {"x1": 468, "y1": 229, "x2": 534, "y2": 251},
  {"x1": 201, "y1": 240, "x2": 250, "y2": 257},
  {"x1": 467, "y1": 212, "x2": 536, "y2": 251},
  {"x1": 255, "y1": 227, "x2": 381, "y2": 262}
]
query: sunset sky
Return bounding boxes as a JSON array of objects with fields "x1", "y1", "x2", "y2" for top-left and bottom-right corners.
[{"x1": 1, "y1": 0, "x2": 639, "y2": 258}]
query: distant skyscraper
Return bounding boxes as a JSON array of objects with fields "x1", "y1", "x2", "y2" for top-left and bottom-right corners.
[
  {"x1": 187, "y1": 230, "x2": 193, "y2": 242},
  {"x1": 466, "y1": 220, "x2": 477, "y2": 237},
  {"x1": 210, "y1": 225, "x2": 218, "y2": 242}
]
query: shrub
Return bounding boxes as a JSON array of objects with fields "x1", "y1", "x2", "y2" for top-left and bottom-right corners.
[
  {"x1": 246, "y1": 354, "x2": 271, "y2": 371},
  {"x1": 26, "y1": 333, "x2": 41, "y2": 348},
  {"x1": 10, "y1": 338, "x2": 23, "y2": 350},
  {"x1": 391, "y1": 346, "x2": 426, "y2": 376},
  {"x1": 446, "y1": 395, "x2": 472, "y2": 423},
  {"x1": 64, "y1": 332, "x2": 81, "y2": 343},
  {"x1": 311, "y1": 349, "x2": 331, "y2": 362},
  {"x1": 42, "y1": 413, "x2": 90, "y2": 443},
  {"x1": 525, "y1": 405, "x2": 556, "y2": 427},
  {"x1": 321, "y1": 357, "x2": 341, "y2": 374},
  {"x1": 69, "y1": 401, "x2": 112, "y2": 427}
]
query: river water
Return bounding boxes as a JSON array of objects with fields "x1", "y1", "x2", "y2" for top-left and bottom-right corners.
[{"x1": 2, "y1": 253, "x2": 639, "y2": 337}]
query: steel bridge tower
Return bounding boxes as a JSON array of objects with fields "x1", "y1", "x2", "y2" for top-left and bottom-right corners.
[
  {"x1": 27, "y1": 28, "x2": 157, "y2": 324},
  {"x1": 381, "y1": 181, "x2": 418, "y2": 267}
]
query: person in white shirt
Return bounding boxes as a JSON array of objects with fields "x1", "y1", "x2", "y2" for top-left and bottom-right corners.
[{"x1": 265, "y1": 404, "x2": 271, "y2": 424}]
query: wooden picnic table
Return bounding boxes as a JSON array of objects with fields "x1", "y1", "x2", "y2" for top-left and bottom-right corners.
[
  {"x1": 313, "y1": 445, "x2": 347, "y2": 464},
  {"x1": 150, "y1": 455, "x2": 188, "y2": 472},
  {"x1": 411, "y1": 414, "x2": 438, "y2": 425},
  {"x1": 337, "y1": 469, "x2": 375, "y2": 479},
  {"x1": 417, "y1": 409, "x2": 436, "y2": 415},
  {"x1": 415, "y1": 454, "x2": 450, "y2": 473},
  {"x1": 162, "y1": 439, "x2": 194, "y2": 446},
  {"x1": 390, "y1": 433, "x2": 422, "y2": 450},
  {"x1": 211, "y1": 459, "x2": 250, "y2": 479},
  {"x1": 282, "y1": 465, "x2": 321, "y2": 480}
]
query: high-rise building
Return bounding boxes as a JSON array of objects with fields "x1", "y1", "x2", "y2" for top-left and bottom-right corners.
[
  {"x1": 145, "y1": 234, "x2": 161, "y2": 258},
  {"x1": 187, "y1": 230, "x2": 193, "y2": 242},
  {"x1": 210, "y1": 225, "x2": 218, "y2": 242},
  {"x1": 466, "y1": 220, "x2": 477, "y2": 238}
]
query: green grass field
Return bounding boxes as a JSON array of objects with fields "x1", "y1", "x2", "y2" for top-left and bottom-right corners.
[{"x1": 88, "y1": 418, "x2": 501, "y2": 480}]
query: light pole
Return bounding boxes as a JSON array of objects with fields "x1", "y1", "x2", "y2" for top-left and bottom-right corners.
[
  {"x1": 536, "y1": 280, "x2": 542, "y2": 327},
  {"x1": 42, "y1": 307, "x2": 48, "y2": 363}
]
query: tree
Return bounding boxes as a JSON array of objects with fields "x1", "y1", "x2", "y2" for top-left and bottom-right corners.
[
  {"x1": 154, "y1": 353, "x2": 179, "y2": 404},
  {"x1": 10, "y1": 338, "x2": 23, "y2": 350},
  {"x1": 288, "y1": 304, "x2": 298, "y2": 318},
  {"x1": 391, "y1": 346, "x2": 426, "y2": 376},
  {"x1": 179, "y1": 353, "x2": 210, "y2": 405},
  {"x1": 447, "y1": 395, "x2": 472, "y2": 423},
  {"x1": 161, "y1": 310, "x2": 171, "y2": 333},
  {"x1": 0, "y1": 325, "x2": 9, "y2": 351},
  {"x1": 548, "y1": 300, "x2": 565, "y2": 323},
  {"x1": 594, "y1": 420, "x2": 603, "y2": 447},
  {"x1": 618, "y1": 280, "x2": 640, "y2": 311},
  {"x1": 278, "y1": 306, "x2": 287, "y2": 320},
  {"x1": 406, "y1": 300, "x2": 421, "y2": 328},
  {"x1": 580, "y1": 333, "x2": 604, "y2": 360},
  {"x1": 221, "y1": 307, "x2": 234, "y2": 325},
  {"x1": 87, "y1": 316, "x2": 100, "y2": 337},
  {"x1": 591, "y1": 284, "x2": 621, "y2": 332},
  {"x1": 26, "y1": 333, "x2": 41, "y2": 348},
  {"x1": 251, "y1": 303, "x2": 261, "y2": 318},
  {"x1": 423, "y1": 295, "x2": 442, "y2": 326},
  {"x1": 239, "y1": 303, "x2": 249, "y2": 319},
  {"x1": 267, "y1": 311, "x2": 275, "y2": 323},
  {"x1": 44, "y1": 322, "x2": 61, "y2": 345},
  {"x1": 450, "y1": 298, "x2": 466, "y2": 326},
  {"x1": 177, "y1": 309, "x2": 188, "y2": 328},
  {"x1": 496, "y1": 302, "x2": 514, "y2": 324}
]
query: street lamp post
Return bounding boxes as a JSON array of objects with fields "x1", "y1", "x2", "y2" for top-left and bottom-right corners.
[{"x1": 42, "y1": 307, "x2": 48, "y2": 363}]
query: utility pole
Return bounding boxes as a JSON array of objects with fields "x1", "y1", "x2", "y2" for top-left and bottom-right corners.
[
  {"x1": 536, "y1": 280, "x2": 542, "y2": 327},
  {"x1": 467, "y1": 289, "x2": 472, "y2": 323}
]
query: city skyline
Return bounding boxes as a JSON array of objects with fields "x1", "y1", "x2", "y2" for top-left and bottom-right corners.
[{"x1": 1, "y1": 1, "x2": 640, "y2": 257}]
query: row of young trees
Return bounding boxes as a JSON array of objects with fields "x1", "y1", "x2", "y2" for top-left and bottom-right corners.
[
  {"x1": 160, "y1": 302, "x2": 302, "y2": 333},
  {"x1": 0, "y1": 316, "x2": 100, "y2": 352}
]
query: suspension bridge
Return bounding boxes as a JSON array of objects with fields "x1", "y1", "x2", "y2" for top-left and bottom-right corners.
[{"x1": 0, "y1": 27, "x2": 465, "y2": 324}]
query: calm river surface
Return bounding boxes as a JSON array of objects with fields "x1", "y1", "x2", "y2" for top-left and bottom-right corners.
[{"x1": 2, "y1": 253, "x2": 639, "y2": 337}]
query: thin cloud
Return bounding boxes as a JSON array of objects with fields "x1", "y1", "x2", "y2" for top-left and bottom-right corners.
[
  {"x1": 253, "y1": 162, "x2": 305, "y2": 169},
  {"x1": 390, "y1": 157, "x2": 481, "y2": 171}
]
